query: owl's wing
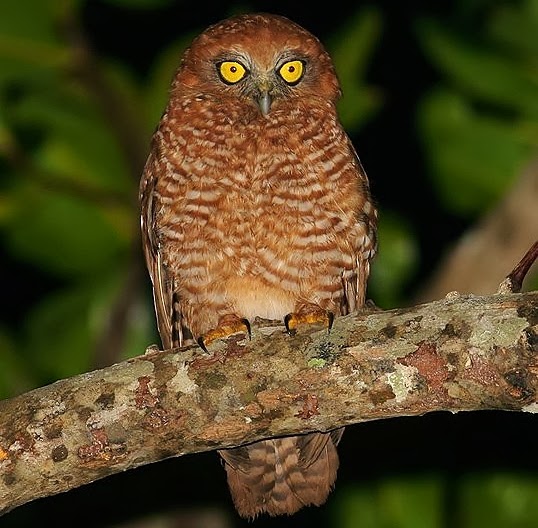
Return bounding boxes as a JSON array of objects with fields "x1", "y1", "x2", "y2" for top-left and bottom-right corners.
[
  {"x1": 341, "y1": 142, "x2": 377, "y2": 315},
  {"x1": 140, "y1": 153, "x2": 181, "y2": 349}
]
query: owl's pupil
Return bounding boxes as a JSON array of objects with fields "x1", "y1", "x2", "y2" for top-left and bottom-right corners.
[
  {"x1": 230, "y1": 66, "x2": 237, "y2": 73},
  {"x1": 288, "y1": 66, "x2": 295, "y2": 72}
]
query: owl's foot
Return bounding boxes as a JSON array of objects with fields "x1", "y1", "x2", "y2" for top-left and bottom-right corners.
[
  {"x1": 197, "y1": 314, "x2": 251, "y2": 353},
  {"x1": 284, "y1": 305, "x2": 334, "y2": 336}
]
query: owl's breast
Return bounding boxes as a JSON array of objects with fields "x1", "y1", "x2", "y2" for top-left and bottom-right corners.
[{"x1": 157, "y1": 101, "x2": 369, "y2": 278}]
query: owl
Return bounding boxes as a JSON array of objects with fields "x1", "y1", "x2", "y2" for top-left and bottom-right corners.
[{"x1": 140, "y1": 13, "x2": 377, "y2": 518}]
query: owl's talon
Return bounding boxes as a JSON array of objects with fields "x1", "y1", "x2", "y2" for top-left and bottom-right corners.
[
  {"x1": 284, "y1": 313, "x2": 296, "y2": 336},
  {"x1": 327, "y1": 311, "x2": 335, "y2": 332},
  {"x1": 197, "y1": 315, "x2": 251, "y2": 351},
  {"x1": 197, "y1": 336, "x2": 210, "y2": 354},
  {"x1": 284, "y1": 307, "x2": 334, "y2": 335},
  {"x1": 240, "y1": 318, "x2": 252, "y2": 340}
]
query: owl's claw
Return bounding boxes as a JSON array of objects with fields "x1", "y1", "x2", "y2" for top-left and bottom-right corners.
[
  {"x1": 284, "y1": 307, "x2": 334, "y2": 336},
  {"x1": 327, "y1": 311, "x2": 335, "y2": 331},
  {"x1": 241, "y1": 318, "x2": 252, "y2": 339},
  {"x1": 197, "y1": 336, "x2": 210, "y2": 354},
  {"x1": 197, "y1": 315, "x2": 251, "y2": 352}
]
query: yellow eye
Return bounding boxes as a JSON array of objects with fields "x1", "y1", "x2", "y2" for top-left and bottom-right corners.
[
  {"x1": 278, "y1": 60, "x2": 304, "y2": 85},
  {"x1": 218, "y1": 61, "x2": 247, "y2": 84}
]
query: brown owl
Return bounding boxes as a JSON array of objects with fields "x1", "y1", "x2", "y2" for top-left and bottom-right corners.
[{"x1": 140, "y1": 13, "x2": 377, "y2": 518}]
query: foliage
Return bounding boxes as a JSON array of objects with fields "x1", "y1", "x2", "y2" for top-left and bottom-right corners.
[
  {"x1": 334, "y1": 476, "x2": 444, "y2": 528},
  {"x1": 331, "y1": 6, "x2": 383, "y2": 131},
  {"x1": 334, "y1": 473, "x2": 538, "y2": 528},
  {"x1": 416, "y1": 0, "x2": 538, "y2": 215}
]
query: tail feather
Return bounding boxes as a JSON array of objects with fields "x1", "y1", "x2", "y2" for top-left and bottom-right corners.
[{"x1": 218, "y1": 429, "x2": 343, "y2": 519}]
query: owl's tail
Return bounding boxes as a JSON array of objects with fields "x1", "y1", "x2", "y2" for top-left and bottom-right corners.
[{"x1": 218, "y1": 429, "x2": 343, "y2": 519}]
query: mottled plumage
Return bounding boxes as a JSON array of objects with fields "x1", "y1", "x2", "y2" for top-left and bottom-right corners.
[{"x1": 140, "y1": 13, "x2": 377, "y2": 518}]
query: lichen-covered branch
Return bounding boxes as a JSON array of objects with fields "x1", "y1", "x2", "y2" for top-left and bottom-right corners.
[{"x1": 0, "y1": 291, "x2": 537, "y2": 514}]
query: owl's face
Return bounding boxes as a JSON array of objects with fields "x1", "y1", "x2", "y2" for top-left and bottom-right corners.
[{"x1": 171, "y1": 13, "x2": 341, "y2": 117}]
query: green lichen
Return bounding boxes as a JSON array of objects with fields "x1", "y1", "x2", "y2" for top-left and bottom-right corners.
[
  {"x1": 308, "y1": 358, "x2": 327, "y2": 369},
  {"x1": 469, "y1": 310, "x2": 528, "y2": 349},
  {"x1": 386, "y1": 364, "x2": 417, "y2": 402}
]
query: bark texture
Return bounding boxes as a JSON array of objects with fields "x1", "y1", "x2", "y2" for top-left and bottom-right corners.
[{"x1": 0, "y1": 291, "x2": 537, "y2": 514}]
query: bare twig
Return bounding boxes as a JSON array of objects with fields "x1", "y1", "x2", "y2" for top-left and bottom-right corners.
[{"x1": 498, "y1": 241, "x2": 538, "y2": 294}]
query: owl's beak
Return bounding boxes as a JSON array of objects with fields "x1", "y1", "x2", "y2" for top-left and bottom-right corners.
[
  {"x1": 257, "y1": 91, "x2": 272, "y2": 117},
  {"x1": 255, "y1": 79, "x2": 273, "y2": 116}
]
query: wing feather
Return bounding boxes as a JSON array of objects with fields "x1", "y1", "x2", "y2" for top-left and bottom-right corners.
[
  {"x1": 140, "y1": 153, "x2": 181, "y2": 349},
  {"x1": 342, "y1": 142, "x2": 377, "y2": 314}
]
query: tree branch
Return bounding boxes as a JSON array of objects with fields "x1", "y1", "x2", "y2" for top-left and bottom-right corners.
[{"x1": 0, "y1": 290, "x2": 537, "y2": 514}]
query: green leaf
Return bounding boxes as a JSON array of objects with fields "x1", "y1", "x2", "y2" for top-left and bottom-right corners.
[
  {"x1": 369, "y1": 211, "x2": 419, "y2": 309},
  {"x1": 338, "y1": 84, "x2": 383, "y2": 134},
  {"x1": 487, "y1": 0, "x2": 538, "y2": 56},
  {"x1": 418, "y1": 89, "x2": 532, "y2": 214},
  {"x1": 334, "y1": 474, "x2": 538, "y2": 527},
  {"x1": 144, "y1": 36, "x2": 193, "y2": 128},
  {"x1": 333, "y1": 485, "x2": 378, "y2": 528},
  {"x1": 89, "y1": 270, "x2": 158, "y2": 362},
  {"x1": 416, "y1": 19, "x2": 538, "y2": 117},
  {"x1": 461, "y1": 473, "x2": 538, "y2": 528},
  {"x1": 379, "y1": 477, "x2": 443, "y2": 528},
  {"x1": 328, "y1": 7, "x2": 384, "y2": 131},
  {"x1": 0, "y1": 0, "x2": 71, "y2": 82},
  {"x1": 0, "y1": 327, "x2": 35, "y2": 399},
  {"x1": 100, "y1": 58, "x2": 154, "y2": 141},
  {"x1": 23, "y1": 285, "x2": 96, "y2": 381},
  {"x1": 4, "y1": 184, "x2": 127, "y2": 276},
  {"x1": 22, "y1": 269, "x2": 156, "y2": 384},
  {"x1": 11, "y1": 89, "x2": 132, "y2": 197},
  {"x1": 333, "y1": 476, "x2": 443, "y2": 528},
  {"x1": 328, "y1": 6, "x2": 383, "y2": 81}
]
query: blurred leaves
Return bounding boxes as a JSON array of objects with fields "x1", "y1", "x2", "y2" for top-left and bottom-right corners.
[
  {"x1": 23, "y1": 285, "x2": 98, "y2": 381},
  {"x1": 418, "y1": 89, "x2": 531, "y2": 213},
  {"x1": 487, "y1": 0, "x2": 538, "y2": 56},
  {"x1": 0, "y1": 0, "x2": 147, "y2": 389},
  {"x1": 334, "y1": 476, "x2": 443, "y2": 528},
  {"x1": 0, "y1": 327, "x2": 33, "y2": 399},
  {"x1": 11, "y1": 89, "x2": 132, "y2": 194},
  {"x1": 417, "y1": 18, "x2": 538, "y2": 116},
  {"x1": 334, "y1": 474, "x2": 538, "y2": 528},
  {"x1": 143, "y1": 35, "x2": 194, "y2": 126},
  {"x1": 330, "y1": 6, "x2": 384, "y2": 131},
  {"x1": 462, "y1": 474, "x2": 538, "y2": 528},
  {"x1": 0, "y1": 0, "x2": 70, "y2": 82},
  {"x1": 369, "y1": 210, "x2": 418, "y2": 308},
  {"x1": 4, "y1": 185, "x2": 126, "y2": 276},
  {"x1": 416, "y1": 0, "x2": 538, "y2": 215}
]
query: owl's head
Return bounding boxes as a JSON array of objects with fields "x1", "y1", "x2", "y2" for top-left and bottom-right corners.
[{"x1": 171, "y1": 13, "x2": 341, "y2": 117}]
